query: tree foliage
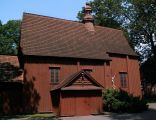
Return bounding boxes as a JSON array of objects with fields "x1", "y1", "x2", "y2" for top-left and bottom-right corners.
[
  {"x1": 77, "y1": 0, "x2": 123, "y2": 29},
  {"x1": 141, "y1": 56, "x2": 156, "y2": 91},
  {"x1": 77, "y1": 0, "x2": 156, "y2": 61},
  {"x1": 129, "y1": 0, "x2": 156, "y2": 61},
  {"x1": 0, "y1": 20, "x2": 21, "y2": 55}
]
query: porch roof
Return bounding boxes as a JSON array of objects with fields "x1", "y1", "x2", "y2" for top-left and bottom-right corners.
[{"x1": 51, "y1": 70, "x2": 104, "y2": 91}]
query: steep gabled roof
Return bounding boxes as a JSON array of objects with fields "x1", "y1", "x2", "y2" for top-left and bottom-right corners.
[
  {"x1": 20, "y1": 13, "x2": 137, "y2": 60},
  {"x1": 52, "y1": 70, "x2": 103, "y2": 91}
]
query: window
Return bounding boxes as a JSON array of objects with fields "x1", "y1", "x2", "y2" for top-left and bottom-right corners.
[
  {"x1": 50, "y1": 67, "x2": 60, "y2": 84},
  {"x1": 119, "y1": 72, "x2": 127, "y2": 88},
  {"x1": 83, "y1": 69, "x2": 92, "y2": 74}
]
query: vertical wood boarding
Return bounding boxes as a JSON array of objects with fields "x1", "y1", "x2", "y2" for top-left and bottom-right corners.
[
  {"x1": 60, "y1": 91, "x2": 102, "y2": 116},
  {"x1": 127, "y1": 57, "x2": 142, "y2": 96}
]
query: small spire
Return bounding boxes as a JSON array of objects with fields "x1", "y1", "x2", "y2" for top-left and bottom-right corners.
[
  {"x1": 83, "y1": 3, "x2": 94, "y2": 31},
  {"x1": 83, "y1": 3, "x2": 93, "y2": 22}
]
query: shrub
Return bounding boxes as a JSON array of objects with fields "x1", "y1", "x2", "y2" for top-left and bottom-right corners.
[{"x1": 103, "y1": 89, "x2": 148, "y2": 113}]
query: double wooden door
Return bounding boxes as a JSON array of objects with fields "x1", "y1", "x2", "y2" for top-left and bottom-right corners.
[{"x1": 60, "y1": 90, "x2": 102, "y2": 116}]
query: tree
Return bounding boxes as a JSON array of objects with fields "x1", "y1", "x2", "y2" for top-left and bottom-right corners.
[
  {"x1": 128, "y1": 0, "x2": 156, "y2": 61},
  {"x1": 0, "y1": 20, "x2": 2, "y2": 27},
  {"x1": 0, "y1": 20, "x2": 21, "y2": 55},
  {"x1": 127, "y1": 0, "x2": 156, "y2": 92},
  {"x1": 77, "y1": 0, "x2": 123, "y2": 29},
  {"x1": 77, "y1": 0, "x2": 156, "y2": 61}
]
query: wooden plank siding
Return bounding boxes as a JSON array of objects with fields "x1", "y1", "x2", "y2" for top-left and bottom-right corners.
[
  {"x1": 127, "y1": 56, "x2": 142, "y2": 96},
  {"x1": 104, "y1": 62, "x2": 112, "y2": 89},
  {"x1": 110, "y1": 55, "x2": 128, "y2": 91},
  {"x1": 80, "y1": 60, "x2": 105, "y2": 87},
  {"x1": 109, "y1": 54, "x2": 141, "y2": 96},
  {"x1": 23, "y1": 63, "x2": 52, "y2": 113},
  {"x1": 23, "y1": 55, "x2": 141, "y2": 113}
]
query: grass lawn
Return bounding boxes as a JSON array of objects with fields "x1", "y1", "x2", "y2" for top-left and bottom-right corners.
[{"x1": 0, "y1": 113, "x2": 59, "y2": 120}]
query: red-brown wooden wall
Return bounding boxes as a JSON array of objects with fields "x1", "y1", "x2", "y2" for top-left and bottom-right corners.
[{"x1": 23, "y1": 54, "x2": 141, "y2": 113}]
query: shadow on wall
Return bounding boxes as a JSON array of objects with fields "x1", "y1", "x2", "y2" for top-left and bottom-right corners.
[
  {"x1": 0, "y1": 82, "x2": 23, "y2": 115},
  {"x1": 51, "y1": 90, "x2": 60, "y2": 115},
  {"x1": 0, "y1": 62, "x2": 23, "y2": 115},
  {"x1": 0, "y1": 63, "x2": 40, "y2": 115},
  {"x1": 22, "y1": 69, "x2": 41, "y2": 113}
]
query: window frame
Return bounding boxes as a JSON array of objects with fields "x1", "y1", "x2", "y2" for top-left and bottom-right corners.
[
  {"x1": 119, "y1": 72, "x2": 128, "y2": 88},
  {"x1": 50, "y1": 67, "x2": 60, "y2": 84}
]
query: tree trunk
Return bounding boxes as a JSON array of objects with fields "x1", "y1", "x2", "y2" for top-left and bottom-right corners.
[{"x1": 149, "y1": 33, "x2": 156, "y2": 60}]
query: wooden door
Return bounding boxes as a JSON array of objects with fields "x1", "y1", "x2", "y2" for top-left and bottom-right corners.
[
  {"x1": 61, "y1": 92, "x2": 75, "y2": 116},
  {"x1": 75, "y1": 95, "x2": 91, "y2": 115},
  {"x1": 60, "y1": 90, "x2": 102, "y2": 116}
]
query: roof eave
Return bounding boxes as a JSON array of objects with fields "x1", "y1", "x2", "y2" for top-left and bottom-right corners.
[{"x1": 23, "y1": 54, "x2": 112, "y2": 61}]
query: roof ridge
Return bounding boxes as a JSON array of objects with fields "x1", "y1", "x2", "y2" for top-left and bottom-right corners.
[
  {"x1": 23, "y1": 12, "x2": 122, "y2": 32},
  {"x1": 23, "y1": 12, "x2": 82, "y2": 25}
]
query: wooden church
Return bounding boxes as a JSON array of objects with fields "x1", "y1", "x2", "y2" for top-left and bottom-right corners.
[{"x1": 17, "y1": 3, "x2": 142, "y2": 116}]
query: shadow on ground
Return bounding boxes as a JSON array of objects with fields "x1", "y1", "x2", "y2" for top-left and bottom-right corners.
[
  {"x1": 29, "y1": 117, "x2": 62, "y2": 120},
  {"x1": 0, "y1": 115, "x2": 62, "y2": 120},
  {"x1": 60, "y1": 103, "x2": 156, "y2": 120},
  {"x1": 109, "y1": 108, "x2": 156, "y2": 120}
]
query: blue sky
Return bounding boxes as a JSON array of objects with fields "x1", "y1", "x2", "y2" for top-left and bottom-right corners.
[{"x1": 0, "y1": 0, "x2": 91, "y2": 24}]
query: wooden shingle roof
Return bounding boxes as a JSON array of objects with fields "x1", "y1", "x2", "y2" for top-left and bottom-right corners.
[{"x1": 20, "y1": 13, "x2": 137, "y2": 60}]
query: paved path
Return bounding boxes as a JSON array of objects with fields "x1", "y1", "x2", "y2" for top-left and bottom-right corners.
[
  {"x1": 61, "y1": 103, "x2": 156, "y2": 120},
  {"x1": 5, "y1": 103, "x2": 156, "y2": 120}
]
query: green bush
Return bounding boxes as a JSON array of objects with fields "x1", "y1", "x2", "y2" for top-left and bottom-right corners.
[{"x1": 103, "y1": 89, "x2": 148, "y2": 113}]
